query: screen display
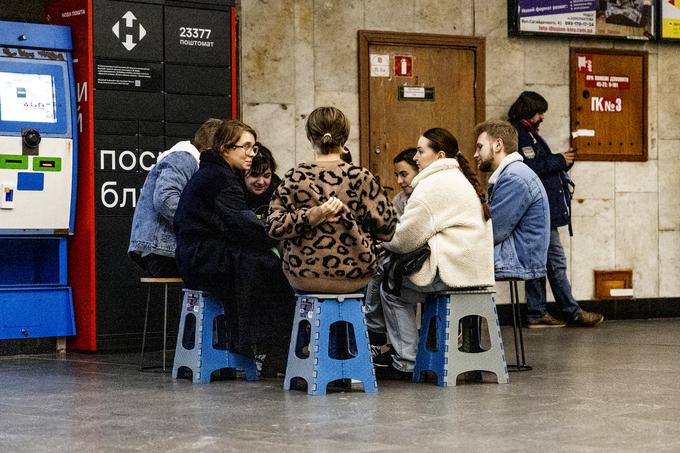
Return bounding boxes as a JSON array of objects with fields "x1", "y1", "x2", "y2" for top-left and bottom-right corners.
[{"x1": 0, "y1": 72, "x2": 57, "y2": 123}]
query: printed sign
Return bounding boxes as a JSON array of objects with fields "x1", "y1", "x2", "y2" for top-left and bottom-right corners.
[
  {"x1": 577, "y1": 54, "x2": 593, "y2": 73},
  {"x1": 590, "y1": 96, "x2": 622, "y2": 112},
  {"x1": 662, "y1": 0, "x2": 680, "y2": 39},
  {"x1": 394, "y1": 55, "x2": 412, "y2": 77},
  {"x1": 584, "y1": 74, "x2": 630, "y2": 89},
  {"x1": 514, "y1": 0, "x2": 655, "y2": 40},
  {"x1": 370, "y1": 54, "x2": 389, "y2": 77}
]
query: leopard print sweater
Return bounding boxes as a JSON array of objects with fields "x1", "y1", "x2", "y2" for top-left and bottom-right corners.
[{"x1": 267, "y1": 160, "x2": 397, "y2": 293}]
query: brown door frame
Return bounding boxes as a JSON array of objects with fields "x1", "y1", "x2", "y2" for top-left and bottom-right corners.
[{"x1": 358, "y1": 30, "x2": 486, "y2": 166}]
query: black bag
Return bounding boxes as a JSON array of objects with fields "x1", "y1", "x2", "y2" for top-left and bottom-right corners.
[{"x1": 381, "y1": 245, "x2": 431, "y2": 297}]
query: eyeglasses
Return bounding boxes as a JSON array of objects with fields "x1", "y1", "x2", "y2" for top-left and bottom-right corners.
[{"x1": 231, "y1": 143, "x2": 259, "y2": 156}]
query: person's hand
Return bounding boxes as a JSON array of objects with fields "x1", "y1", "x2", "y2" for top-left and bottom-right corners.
[
  {"x1": 318, "y1": 196, "x2": 346, "y2": 223},
  {"x1": 562, "y1": 149, "x2": 576, "y2": 165}
]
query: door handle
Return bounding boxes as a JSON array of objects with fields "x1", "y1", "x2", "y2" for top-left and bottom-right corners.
[{"x1": 374, "y1": 146, "x2": 381, "y2": 155}]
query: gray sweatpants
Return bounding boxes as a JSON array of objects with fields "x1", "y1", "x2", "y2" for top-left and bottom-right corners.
[{"x1": 365, "y1": 254, "x2": 448, "y2": 372}]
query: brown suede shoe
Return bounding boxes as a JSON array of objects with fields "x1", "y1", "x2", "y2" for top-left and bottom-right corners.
[
  {"x1": 569, "y1": 310, "x2": 604, "y2": 327},
  {"x1": 527, "y1": 313, "x2": 566, "y2": 329}
]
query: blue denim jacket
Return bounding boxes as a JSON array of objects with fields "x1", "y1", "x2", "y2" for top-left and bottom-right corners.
[
  {"x1": 489, "y1": 154, "x2": 550, "y2": 280},
  {"x1": 128, "y1": 141, "x2": 200, "y2": 258}
]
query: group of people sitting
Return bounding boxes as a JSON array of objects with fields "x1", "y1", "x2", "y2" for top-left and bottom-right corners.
[{"x1": 128, "y1": 91, "x2": 603, "y2": 381}]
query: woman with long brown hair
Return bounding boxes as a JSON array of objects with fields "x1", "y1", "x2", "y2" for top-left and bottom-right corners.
[{"x1": 366, "y1": 127, "x2": 495, "y2": 379}]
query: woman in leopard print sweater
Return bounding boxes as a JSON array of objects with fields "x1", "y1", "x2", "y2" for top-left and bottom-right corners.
[{"x1": 267, "y1": 107, "x2": 397, "y2": 293}]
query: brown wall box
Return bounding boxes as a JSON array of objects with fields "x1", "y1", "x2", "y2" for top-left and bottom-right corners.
[
  {"x1": 594, "y1": 270, "x2": 633, "y2": 300},
  {"x1": 570, "y1": 48, "x2": 647, "y2": 162}
]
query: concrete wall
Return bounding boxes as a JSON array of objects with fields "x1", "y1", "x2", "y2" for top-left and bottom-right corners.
[{"x1": 239, "y1": 0, "x2": 680, "y2": 302}]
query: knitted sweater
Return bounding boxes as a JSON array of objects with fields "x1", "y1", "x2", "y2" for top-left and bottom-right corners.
[
  {"x1": 267, "y1": 160, "x2": 397, "y2": 292},
  {"x1": 383, "y1": 158, "x2": 495, "y2": 289}
]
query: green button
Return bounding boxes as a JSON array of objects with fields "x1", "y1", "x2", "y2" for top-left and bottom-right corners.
[
  {"x1": 0, "y1": 154, "x2": 28, "y2": 169},
  {"x1": 33, "y1": 157, "x2": 62, "y2": 172}
]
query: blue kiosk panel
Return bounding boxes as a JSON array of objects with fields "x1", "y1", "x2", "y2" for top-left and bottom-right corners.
[{"x1": 0, "y1": 21, "x2": 77, "y2": 340}]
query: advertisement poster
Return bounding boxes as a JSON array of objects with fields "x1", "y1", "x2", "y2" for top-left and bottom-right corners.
[
  {"x1": 661, "y1": 0, "x2": 680, "y2": 39},
  {"x1": 515, "y1": 0, "x2": 655, "y2": 40}
]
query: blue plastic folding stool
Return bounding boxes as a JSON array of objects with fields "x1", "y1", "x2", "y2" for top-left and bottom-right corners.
[
  {"x1": 172, "y1": 289, "x2": 258, "y2": 384},
  {"x1": 413, "y1": 288, "x2": 509, "y2": 387},
  {"x1": 283, "y1": 293, "x2": 377, "y2": 395}
]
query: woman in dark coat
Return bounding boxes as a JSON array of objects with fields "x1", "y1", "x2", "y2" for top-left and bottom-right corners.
[{"x1": 174, "y1": 119, "x2": 294, "y2": 374}]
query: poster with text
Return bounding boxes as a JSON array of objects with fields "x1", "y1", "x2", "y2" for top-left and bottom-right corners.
[
  {"x1": 514, "y1": 0, "x2": 655, "y2": 40},
  {"x1": 661, "y1": 0, "x2": 680, "y2": 39}
]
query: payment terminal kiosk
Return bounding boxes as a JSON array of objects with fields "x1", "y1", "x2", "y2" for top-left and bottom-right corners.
[{"x1": 0, "y1": 21, "x2": 77, "y2": 339}]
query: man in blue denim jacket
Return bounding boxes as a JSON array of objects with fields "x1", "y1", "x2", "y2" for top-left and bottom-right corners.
[
  {"x1": 474, "y1": 120, "x2": 550, "y2": 283},
  {"x1": 128, "y1": 118, "x2": 222, "y2": 277},
  {"x1": 509, "y1": 91, "x2": 603, "y2": 327}
]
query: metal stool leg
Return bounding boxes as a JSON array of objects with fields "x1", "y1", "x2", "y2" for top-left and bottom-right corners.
[
  {"x1": 163, "y1": 283, "x2": 169, "y2": 372},
  {"x1": 140, "y1": 284, "x2": 152, "y2": 371},
  {"x1": 508, "y1": 281, "x2": 532, "y2": 372}
]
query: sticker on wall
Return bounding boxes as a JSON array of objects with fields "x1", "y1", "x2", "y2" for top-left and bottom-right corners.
[
  {"x1": 370, "y1": 54, "x2": 389, "y2": 77},
  {"x1": 394, "y1": 55, "x2": 412, "y2": 77},
  {"x1": 590, "y1": 96, "x2": 622, "y2": 112},
  {"x1": 398, "y1": 86, "x2": 434, "y2": 101},
  {"x1": 585, "y1": 74, "x2": 630, "y2": 89},
  {"x1": 577, "y1": 54, "x2": 593, "y2": 73}
]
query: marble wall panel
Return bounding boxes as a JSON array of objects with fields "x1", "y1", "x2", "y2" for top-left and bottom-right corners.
[
  {"x1": 526, "y1": 85, "x2": 570, "y2": 153},
  {"x1": 485, "y1": 104, "x2": 508, "y2": 122},
  {"x1": 659, "y1": 231, "x2": 680, "y2": 297},
  {"x1": 571, "y1": 199, "x2": 616, "y2": 301},
  {"x1": 658, "y1": 140, "x2": 680, "y2": 231},
  {"x1": 615, "y1": 193, "x2": 659, "y2": 298},
  {"x1": 315, "y1": 90, "x2": 361, "y2": 143},
  {"x1": 569, "y1": 162, "x2": 615, "y2": 200},
  {"x1": 294, "y1": 0, "x2": 316, "y2": 165},
  {"x1": 242, "y1": 102, "x2": 297, "y2": 175},
  {"x1": 241, "y1": 0, "x2": 295, "y2": 104},
  {"x1": 523, "y1": 41, "x2": 568, "y2": 86},
  {"x1": 365, "y1": 0, "x2": 414, "y2": 32},
  {"x1": 658, "y1": 45, "x2": 680, "y2": 140},
  {"x1": 646, "y1": 52, "x2": 658, "y2": 160},
  {"x1": 485, "y1": 38, "x2": 525, "y2": 107},
  {"x1": 414, "y1": 0, "x2": 474, "y2": 35},
  {"x1": 474, "y1": 0, "x2": 507, "y2": 39},
  {"x1": 313, "y1": 0, "x2": 363, "y2": 93},
  {"x1": 615, "y1": 160, "x2": 658, "y2": 193}
]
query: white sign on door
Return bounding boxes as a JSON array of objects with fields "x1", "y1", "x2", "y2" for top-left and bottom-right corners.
[{"x1": 370, "y1": 54, "x2": 389, "y2": 77}]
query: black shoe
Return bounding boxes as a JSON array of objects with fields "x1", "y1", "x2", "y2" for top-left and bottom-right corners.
[
  {"x1": 372, "y1": 345, "x2": 395, "y2": 367},
  {"x1": 368, "y1": 330, "x2": 387, "y2": 346},
  {"x1": 375, "y1": 363, "x2": 413, "y2": 381}
]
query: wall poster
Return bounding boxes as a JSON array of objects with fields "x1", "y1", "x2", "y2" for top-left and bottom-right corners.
[
  {"x1": 509, "y1": 1, "x2": 656, "y2": 40},
  {"x1": 661, "y1": 0, "x2": 680, "y2": 39}
]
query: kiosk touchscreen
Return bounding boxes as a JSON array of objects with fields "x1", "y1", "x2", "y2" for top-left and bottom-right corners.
[{"x1": 0, "y1": 21, "x2": 77, "y2": 340}]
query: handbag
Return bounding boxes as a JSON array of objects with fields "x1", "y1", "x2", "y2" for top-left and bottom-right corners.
[{"x1": 381, "y1": 245, "x2": 431, "y2": 297}]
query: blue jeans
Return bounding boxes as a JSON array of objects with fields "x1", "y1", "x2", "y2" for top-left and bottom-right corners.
[{"x1": 525, "y1": 228, "x2": 582, "y2": 322}]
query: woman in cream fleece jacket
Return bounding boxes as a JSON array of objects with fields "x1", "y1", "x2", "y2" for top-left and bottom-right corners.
[{"x1": 369, "y1": 127, "x2": 495, "y2": 377}]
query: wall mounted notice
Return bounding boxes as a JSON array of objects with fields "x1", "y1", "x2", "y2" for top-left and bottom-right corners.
[
  {"x1": 370, "y1": 54, "x2": 389, "y2": 77},
  {"x1": 512, "y1": 0, "x2": 655, "y2": 40},
  {"x1": 661, "y1": 0, "x2": 680, "y2": 39}
]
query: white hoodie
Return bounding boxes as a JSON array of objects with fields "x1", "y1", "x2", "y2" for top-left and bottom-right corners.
[{"x1": 383, "y1": 158, "x2": 495, "y2": 289}]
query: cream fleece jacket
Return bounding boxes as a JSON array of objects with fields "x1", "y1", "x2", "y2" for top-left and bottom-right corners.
[{"x1": 383, "y1": 158, "x2": 495, "y2": 288}]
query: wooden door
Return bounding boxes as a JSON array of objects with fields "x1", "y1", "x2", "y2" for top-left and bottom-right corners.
[{"x1": 359, "y1": 31, "x2": 485, "y2": 194}]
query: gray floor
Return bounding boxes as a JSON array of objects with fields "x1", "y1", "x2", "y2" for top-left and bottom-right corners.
[{"x1": 1, "y1": 319, "x2": 679, "y2": 453}]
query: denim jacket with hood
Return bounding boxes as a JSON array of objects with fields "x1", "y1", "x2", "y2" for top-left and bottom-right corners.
[
  {"x1": 128, "y1": 141, "x2": 200, "y2": 258},
  {"x1": 489, "y1": 153, "x2": 550, "y2": 280}
]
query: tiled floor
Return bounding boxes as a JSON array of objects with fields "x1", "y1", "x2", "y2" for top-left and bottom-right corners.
[{"x1": 1, "y1": 319, "x2": 679, "y2": 452}]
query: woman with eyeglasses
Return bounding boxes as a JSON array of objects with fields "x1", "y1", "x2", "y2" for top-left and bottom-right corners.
[{"x1": 174, "y1": 119, "x2": 295, "y2": 377}]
